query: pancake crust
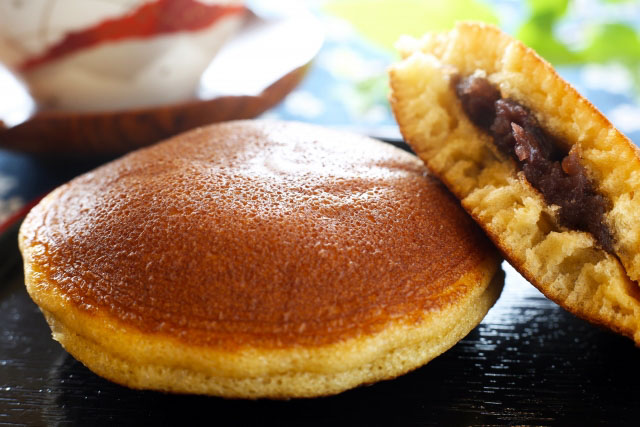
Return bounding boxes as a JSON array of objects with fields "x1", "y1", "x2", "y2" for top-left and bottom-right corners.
[
  {"x1": 20, "y1": 120, "x2": 502, "y2": 397},
  {"x1": 390, "y1": 22, "x2": 640, "y2": 344}
]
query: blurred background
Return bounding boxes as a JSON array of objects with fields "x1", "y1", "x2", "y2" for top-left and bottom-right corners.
[
  {"x1": 1, "y1": 0, "x2": 640, "y2": 226},
  {"x1": 270, "y1": 0, "x2": 640, "y2": 142}
]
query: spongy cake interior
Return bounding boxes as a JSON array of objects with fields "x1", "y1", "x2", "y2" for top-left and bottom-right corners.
[{"x1": 389, "y1": 22, "x2": 640, "y2": 343}]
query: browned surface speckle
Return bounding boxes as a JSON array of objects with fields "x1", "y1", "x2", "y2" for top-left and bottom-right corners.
[{"x1": 21, "y1": 121, "x2": 495, "y2": 349}]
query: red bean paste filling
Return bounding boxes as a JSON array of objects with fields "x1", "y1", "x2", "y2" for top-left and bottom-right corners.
[{"x1": 454, "y1": 74, "x2": 614, "y2": 253}]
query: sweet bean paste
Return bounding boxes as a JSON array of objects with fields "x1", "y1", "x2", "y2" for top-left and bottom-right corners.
[{"x1": 453, "y1": 74, "x2": 614, "y2": 253}]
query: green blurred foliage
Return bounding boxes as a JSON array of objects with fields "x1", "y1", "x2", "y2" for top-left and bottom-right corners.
[
  {"x1": 323, "y1": 0, "x2": 499, "y2": 111},
  {"x1": 324, "y1": 0, "x2": 640, "y2": 108},
  {"x1": 519, "y1": 0, "x2": 640, "y2": 91},
  {"x1": 324, "y1": 0, "x2": 497, "y2": 52},
  {"x1": 325, "y1": 0, "x2": 640, "y2": 67},
  {"x1": 582, "y1": 23, "x2": 640, "y2": 64},
  {"x1": 518, "y1": 0, "x2": 640, "y2": 65},
  {"x1": 517, "y1": 0, "x2": 579, "y2": 64}
]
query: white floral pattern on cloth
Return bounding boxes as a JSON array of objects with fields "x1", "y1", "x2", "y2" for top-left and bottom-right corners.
[
  {"x1": 578, "y1": 64, "x2": 640, "y2": 136},
  {"x1": 609, "y1": 105, "x2": 640, "y2": 134},
  {"x1": 282, "y1": 91, "x2": 325, "y2": 119},
  {"x1": 0, "y1": 173, "x2": 24, "y2": 225},
  {"x1": 266, "y1": 13, "x2": 399, "y2": 137}
]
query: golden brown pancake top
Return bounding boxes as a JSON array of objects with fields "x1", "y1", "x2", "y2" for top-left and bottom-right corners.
[{"x1": 21, "y1": 121, "x2": 495, "y2": 349}]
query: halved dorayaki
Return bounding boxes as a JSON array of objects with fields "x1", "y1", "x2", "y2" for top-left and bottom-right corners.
[{"x1": 390, "y1": 22, "x2": 640, "y2": 344}]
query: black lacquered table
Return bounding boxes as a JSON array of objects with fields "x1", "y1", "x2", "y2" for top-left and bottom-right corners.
[
  {"x1": 1, "y1": 144, "x2": 640, "y2": 426},
  {"x1": 2, "y1": 229, "x2": 640, "y2": 425}
]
